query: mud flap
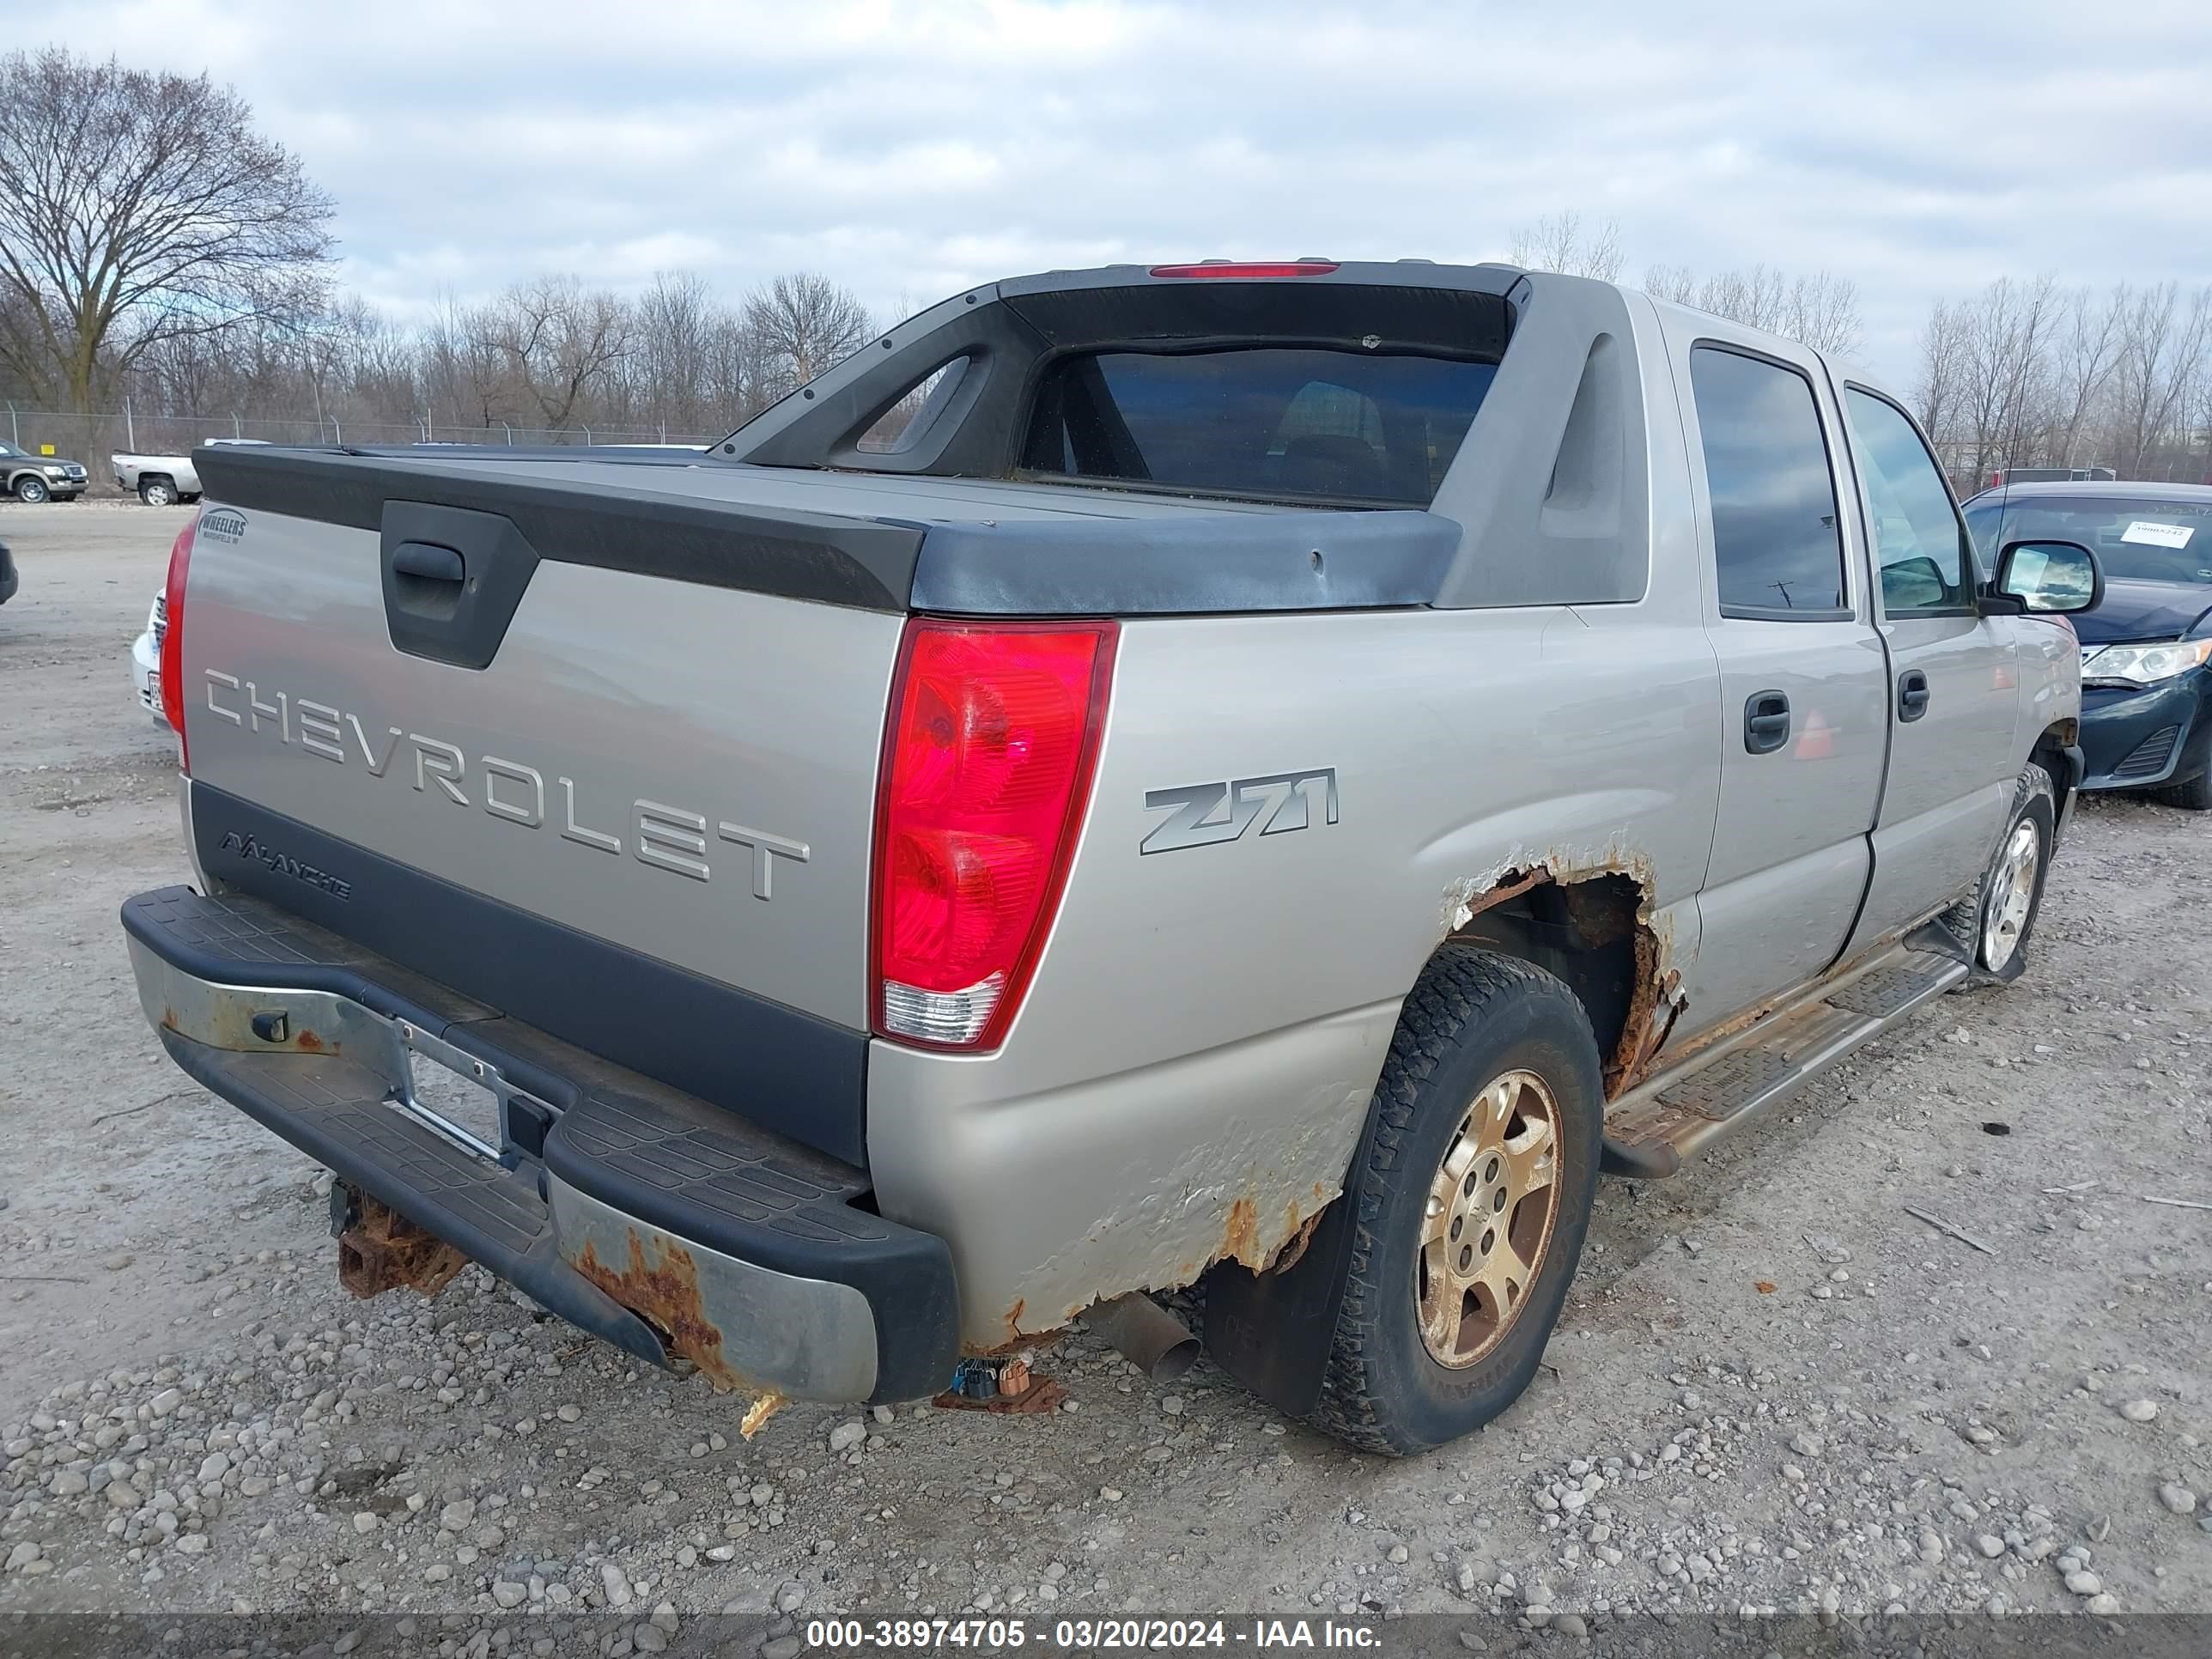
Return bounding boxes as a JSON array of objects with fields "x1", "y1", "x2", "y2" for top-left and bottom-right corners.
[
  {"x1": 1200, "y1": 1099, "x2": 1382, "y2": 1417},
  {"x1": 2054, "y1": 743, "x2": 2086, "y2": 845},
  {"x1": 1911, "y1": 914, "x2": 2027, "y2": 992}
]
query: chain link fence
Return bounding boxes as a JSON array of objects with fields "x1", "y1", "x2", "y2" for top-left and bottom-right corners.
[{"x1": 2, "y1": 404, "x2": 728, "y2": 494}]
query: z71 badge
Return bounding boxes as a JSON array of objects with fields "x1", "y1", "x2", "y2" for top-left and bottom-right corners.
[{"x1": 1140, "y1": 768, "x2": 1339, "y2": 855}]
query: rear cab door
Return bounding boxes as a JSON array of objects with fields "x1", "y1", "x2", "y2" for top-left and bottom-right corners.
[
  {"x1": 1832, "y1": 385, "x2": 2018, "y2": 949},
  {"x1": 1662, "y1": 319, "x2": 1890, "y2": 1033}
]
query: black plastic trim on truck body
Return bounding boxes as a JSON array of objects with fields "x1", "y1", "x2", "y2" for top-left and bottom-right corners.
[
  {"x1": 908, "y1": 508, "x2": 1462, "y2": 615},
  {"x1": 194, "y1": 443, "x2": 926, "y2": 611},
  {"x1": 185, "y1": 782, "x2": 872, "y2": 1169},
  {"x1": 195, "y1": 442, "x2": 1468, "y2": 617},
  {"x1": 729, "y1": 264, "x2": 1519, "y2": 484}
]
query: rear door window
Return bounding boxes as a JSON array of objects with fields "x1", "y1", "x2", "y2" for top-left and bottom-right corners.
[
  {"x1": 1019, "y1": 347, "x2": 1497, "y2": 506},
  {"x1": 1688, "y1": 346, "x2": 1849, "y2": 618}
]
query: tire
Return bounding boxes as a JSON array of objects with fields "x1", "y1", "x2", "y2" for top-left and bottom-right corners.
[
  {"x1": 139, "y1": 477, "x2": 178, "y2": 507},
  {"x1": 12, "y1": 474, "x2": 50, "y2": 503},
  {"x1": 1942, "y1": 763, "x2": 2057, "y2": 974},
  {"x1": 2148, "y1": 727, "x2": 2212, "y2": 811},
  {"x1": 1311, "y1": 947, "x2": 1603, "y2": 1455}
]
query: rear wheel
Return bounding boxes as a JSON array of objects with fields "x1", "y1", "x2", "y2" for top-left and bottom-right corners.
[
  {"x1": 1311, "y1": 948, "x2": 1602, "y2": 1455},
  {"x1": 12, "y1": 474, "x2": 50, "y2": 503},
  {"x1": 139, "y1": 477, "x2": 178, "y2": 507}
]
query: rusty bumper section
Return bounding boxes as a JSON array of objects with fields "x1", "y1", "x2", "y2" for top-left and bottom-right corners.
[
  {"x1": 550, "y1": 1176, "x2": 880, "y2": 1401},
  {"x1": 119, "y1": 884, "x2": 962, "y2": 1406}
]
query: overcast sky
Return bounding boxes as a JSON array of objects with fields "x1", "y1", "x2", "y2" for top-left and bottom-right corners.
[{"x1": 38, "y1": 0, "x2": 2212, "y2": 380}]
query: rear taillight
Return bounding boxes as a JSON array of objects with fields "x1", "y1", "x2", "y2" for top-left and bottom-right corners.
[
  {"x1": 872, "y1": 618, "x2": 1117, "y2": 1048},
  {"x1": 161, "y1": 511, "x2": 197, "y2": 765}
]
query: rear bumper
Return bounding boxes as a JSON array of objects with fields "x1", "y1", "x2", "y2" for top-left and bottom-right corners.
[
  {"x1": 2080, "y1": 672, "x2": 2210, "y2": 789},
  {"x1": 120, "y1": 885, "x2": 961, "y2": 1404}
]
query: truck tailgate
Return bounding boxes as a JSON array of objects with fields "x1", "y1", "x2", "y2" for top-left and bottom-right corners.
[
  {"x1": 184, "y1": 504, "x2": 897, "y2": 1024},
  {"x1": 174, "y1": 453, "x2": 945, "y2": 1163}
]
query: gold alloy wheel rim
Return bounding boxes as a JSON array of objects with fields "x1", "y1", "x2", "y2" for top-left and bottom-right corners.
[
  {"x1": 1417, "y1": 1068, "x2": 1563, "y2": 1368},
  {"x1": 1981, "y1": 817, "x2": 2039, "y2": 971}
]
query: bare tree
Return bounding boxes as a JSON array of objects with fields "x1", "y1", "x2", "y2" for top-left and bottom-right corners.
[
  {"x1": 632, "y1": 271, "x2": 738, "y2": 434},
  {"x1": 2194, "y1": 369, "x2": 2212, "y2": 484},
  {"x1": 2048, "y1": 283, "x2": 2126, "y2": 467},
  {"x1": 1907, "y1": 276, "x2": 2212, "y2": 483},
  {"x1": 1913, "y1": 298, "x2": 1968, "y2": 445},
  {"x1": 323, "y1": 294, "x2": 418, "y2": 435},
  {"x1": 420, "y1": 296, "x2": 509, "y2": 432},
  {"x1": 1698, "y1": 265, "x2": 1790, "y2": 332},
  {"x1": 1949, "y1": 275, "x2": 2059, "y2": 483},
  {"x1": 1644, "y1": 261, "x2": 1863, "y2": 356},
  {"x1": 743, "y1": 271, "x2": 873, "y2": 402},
  {"x1": 0, "y1": 49, "x2": 334, "y2": 412},
  {"x1": 484, "y1": 276, "x2": 631, "y2": 432},
  {"x1": 1510, "y1": 212, "x2": 1625, "y2": 283},
  {"x1": 1777, "y1": 272, "x2": 1864, "y2": 359},
  {"x1": 1642, "y1": 264, "x2": 1696, "y2": 307},
  {"x1": 2111, "y1": 282, "x2": 2211, "y2": 478}
]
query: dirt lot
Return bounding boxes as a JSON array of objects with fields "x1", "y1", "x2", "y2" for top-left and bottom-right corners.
[{"x1": 3, "y1": 500, "x2": 2210, "y2": 1646}]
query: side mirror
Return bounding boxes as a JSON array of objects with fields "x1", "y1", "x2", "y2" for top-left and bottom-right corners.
[{"x1": 1983, "y1": 538, "x2": 2103, "y2": 617}]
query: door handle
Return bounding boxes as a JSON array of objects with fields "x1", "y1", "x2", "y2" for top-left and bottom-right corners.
[
  {"x1": 1898, "y1": 669, "x2": 1930, "y2": 722},
  {"x1": 1744, "y1": 690, "x2": 1791, "y2": 754}
]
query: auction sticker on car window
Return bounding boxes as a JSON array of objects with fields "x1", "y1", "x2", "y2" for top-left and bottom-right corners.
[{"x1": 2121, "y1": 520, "x2": 2195, "y2": 549}]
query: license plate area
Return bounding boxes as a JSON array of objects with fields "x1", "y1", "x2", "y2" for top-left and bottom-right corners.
[{"x1": 387, "y1": 1020, "x2": 551, "y2": 1163}]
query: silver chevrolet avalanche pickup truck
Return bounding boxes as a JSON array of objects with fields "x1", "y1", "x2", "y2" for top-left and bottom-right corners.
[{"x1": 122, "y1": 260, "x2": 2106, "y2": 1453}]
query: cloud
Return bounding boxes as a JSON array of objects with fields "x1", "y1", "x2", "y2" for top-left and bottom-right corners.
[{"x1": 33, "y1": 0, "x2": 2212, "y2": 378}]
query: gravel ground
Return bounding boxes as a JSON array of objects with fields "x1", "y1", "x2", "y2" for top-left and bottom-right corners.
[{"x1": 3, "y1": 501, "x2": 2210, "y2": 1646}]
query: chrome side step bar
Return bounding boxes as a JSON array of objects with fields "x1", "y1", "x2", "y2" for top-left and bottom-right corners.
[{"x1": 1604, "y1": 942, "x2": 1968, "y2": 1168}]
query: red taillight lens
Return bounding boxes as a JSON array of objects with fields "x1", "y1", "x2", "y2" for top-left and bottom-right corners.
[
  {"x1": 1148, "y1": 260, "x2": 1339, "y2": 279},
  {"x1": 161, "y1": 511, "x2": 198, "y2": 765},
  {"x1": 872, "y1": 618, "x2": 1117, "y2": 1048}
]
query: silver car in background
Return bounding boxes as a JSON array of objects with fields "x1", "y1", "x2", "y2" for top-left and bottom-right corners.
[{"x1": 113, "y1": 438, "x2": 273, "y2": 506}]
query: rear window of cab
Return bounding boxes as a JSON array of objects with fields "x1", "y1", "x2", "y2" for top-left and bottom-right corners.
[{"x1": 1018, "y1": 347, "x2": 1499, "y2": 507}]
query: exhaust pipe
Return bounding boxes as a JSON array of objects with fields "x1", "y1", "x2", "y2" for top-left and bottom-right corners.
[{"x1": 1080, "y1": 1292, "x2": 1199, "y2": 1383}]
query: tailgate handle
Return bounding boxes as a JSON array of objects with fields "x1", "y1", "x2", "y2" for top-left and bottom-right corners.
[
  {"x1": 392, "y1": 541, "x2": 465, "y2": 583},
  {"x1": 379, "y1": 503, "x2": 540, "y2": 672}
]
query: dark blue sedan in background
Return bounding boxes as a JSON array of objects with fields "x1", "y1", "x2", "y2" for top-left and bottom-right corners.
[{"x1": 1965, "y1": 482, "x2": 2212, "y2": 810}]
